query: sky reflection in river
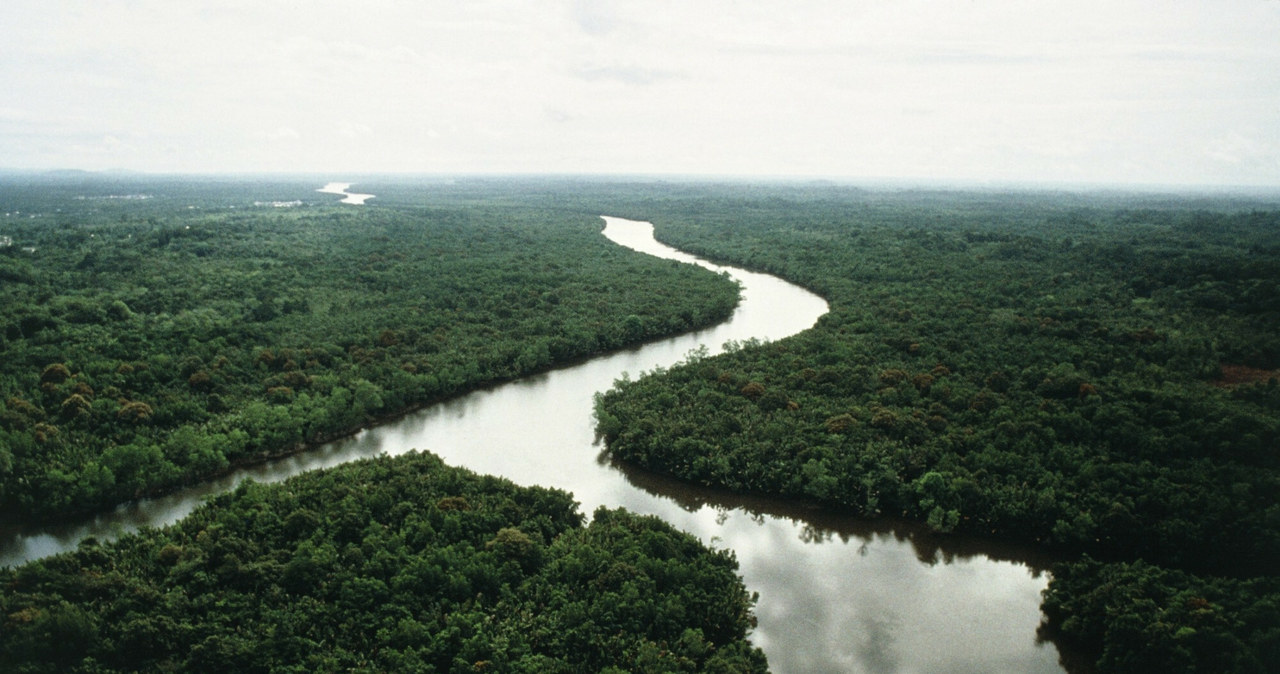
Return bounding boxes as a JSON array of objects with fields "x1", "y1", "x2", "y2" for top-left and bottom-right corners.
[
  {"x1": 0, "y1": 217, "x2": 1065, "y2": 673},
  {"x1": 317, "y1": 181, "x2": 375, "y2": 204}
]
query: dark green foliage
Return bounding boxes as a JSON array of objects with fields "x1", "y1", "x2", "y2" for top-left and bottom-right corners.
[
  {"x1": 0, "y1": 176, "x2": 739, "y2": 519},
  {"x1": 589, "y1": 185, "x2": 1280, "y2": 670},
  {"x1": 8, "y1": 175, "x2": 1280, "y2": 671},
  {"x1": 1040, "y1": 558, "x2": 1280, "y2": 673},
  {"x1": 0, "y1": 451, "x2": 767, "y2": 673}
]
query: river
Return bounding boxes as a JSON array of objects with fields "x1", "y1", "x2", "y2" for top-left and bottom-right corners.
[
  {"x1": 0, "y1": 216, "x2": 1065, "y2": 673},
  {"x1": 317, "y1": 181, "x2": 376, "y2": 204}
]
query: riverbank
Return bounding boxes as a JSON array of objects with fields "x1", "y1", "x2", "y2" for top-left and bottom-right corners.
[
  {"x1": 0, "y1": 218, "x2": 742, "y2": 561},
  {"x1": 0, "y1": 198, "x2": 739, "y2": 530}
]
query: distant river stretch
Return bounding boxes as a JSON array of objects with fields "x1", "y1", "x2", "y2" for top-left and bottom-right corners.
[
  {"x1": 317, "y1": 181, "x2": 375, "y2": 204},
  {"x1": 0, "y1": 215, "x2": 1065, "y2": 674}
]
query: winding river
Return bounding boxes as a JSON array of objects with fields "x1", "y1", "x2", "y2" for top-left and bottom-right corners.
[
  {"x1": 317, "y1": 181, "x2": 376, "y2": 204},
  {"x1": 0, "y1": 217, "x2": 1066, "y2": 673}
]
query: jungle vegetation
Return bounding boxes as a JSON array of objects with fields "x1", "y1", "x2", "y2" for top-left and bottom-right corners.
[
  {"x1": 0, "y1": 175, "x2": 738, "y2": 520},
  {"x1": 591, "y1": 185, "x2": 1280, "y2": 671},
  {"x1": 0, "y1": 450, "x2": 767, "y2": 673},
  {"x1": 5, "y1": 175, "x2": 1279, "y2": 671}
]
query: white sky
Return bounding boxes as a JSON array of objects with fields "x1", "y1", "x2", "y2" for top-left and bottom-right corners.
[{"x1": 2, "y1": 0, "x2": 1279, "y2": 186}]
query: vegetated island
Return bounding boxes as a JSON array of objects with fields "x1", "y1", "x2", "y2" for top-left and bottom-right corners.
[
  {"x1": 0, "y1": 176, "x2": 739, "y2": 521},
  {"x1": 0, "y1": 450, "x2": 767, "y2": 672},
  {"x1": 591, "y1": 185, "x2": 1280, "y2": 672}
]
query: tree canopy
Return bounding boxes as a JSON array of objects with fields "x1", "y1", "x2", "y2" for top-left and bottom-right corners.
[
  {"x1": 591, "y1": 185, "x2": 1280, "y2": 671},
  {"x1": 0, "y1": 176, "x2": 739, "y2": 520},
  {"x1": 0, "y1": 450, "x2": 767, "y2": 673}
]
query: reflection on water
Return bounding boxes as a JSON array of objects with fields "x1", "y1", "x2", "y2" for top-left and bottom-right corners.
[
  {"x1": 606, "y1": 456, "x2": 1058, "y2": 572},
  {"x1": 607, "y1": 456, "x2": 1064, "y2": 674},
  {"x1": 0, "y1": 217, "x2": 1066, "y2": 673}
]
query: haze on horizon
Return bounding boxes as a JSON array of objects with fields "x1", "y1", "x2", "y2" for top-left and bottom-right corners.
[{"x1": 2, "y1": 1, "x2": 1278, "y2": 188}]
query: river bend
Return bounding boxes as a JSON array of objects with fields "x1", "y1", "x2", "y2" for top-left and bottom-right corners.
[{"x1": 0, "y1": 217, "x2": 1064, "y2": 673}]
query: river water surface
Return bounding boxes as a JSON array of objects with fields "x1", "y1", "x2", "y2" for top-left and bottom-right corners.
[
  {"x1": 317, "y1": 181, "x2": 376, "y2": 204},
  {"x1": 0, "y1": 217, "x2": 1065, "y2": 673}
]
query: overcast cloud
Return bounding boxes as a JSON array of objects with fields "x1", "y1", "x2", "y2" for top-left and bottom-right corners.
[{"x1": 2, "y1": 0, "x2": 1278, "y2": 185}]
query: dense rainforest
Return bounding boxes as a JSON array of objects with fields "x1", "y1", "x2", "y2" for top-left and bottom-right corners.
[
  {"x1": 5, "y1": 175, "x2": 1280, "y2": 672},
  {"x1": 0, "y1": 175, "x2": 738, "y2": 520},
  {"x1": 591, "y1": 185, "x2": 1280, "y2": 671},
  {"x1": 0, "y1": 450, "x2": 767, "y2": 672}
]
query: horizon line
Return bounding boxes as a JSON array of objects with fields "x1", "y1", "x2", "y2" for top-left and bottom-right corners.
[{"x1": 3, "y1": 166, "x2": 1280, "y2": 196}]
